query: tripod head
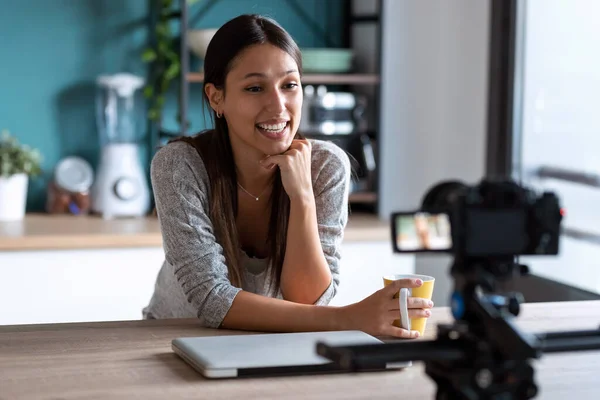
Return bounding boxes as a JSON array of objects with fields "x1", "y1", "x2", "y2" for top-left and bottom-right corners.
[{"x1": 317, "y1": 179, "x2": 600, "y2": 399}]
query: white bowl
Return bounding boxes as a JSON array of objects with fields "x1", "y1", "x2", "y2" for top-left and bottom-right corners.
[{"x1": 187, "y1": 28, "x2": 219, "y2": 59}]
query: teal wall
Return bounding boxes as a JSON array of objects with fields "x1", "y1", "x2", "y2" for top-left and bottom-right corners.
[{"x1": 0, "y1": 0, "x2": 344, "y2": 211}]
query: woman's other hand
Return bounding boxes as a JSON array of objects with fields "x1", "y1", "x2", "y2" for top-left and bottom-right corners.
[
  {"x1": 261, "y1": 139, "x2": 313, "y2": 202},
  {"x1": 339, "y1": 278, "x2": 434, "y2": 339}
]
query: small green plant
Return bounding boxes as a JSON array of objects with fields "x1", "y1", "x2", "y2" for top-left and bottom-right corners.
[
  {"x1": 142, "y1": 0, "x2": 179, "y2": 122},
  {"x1": 0, "y1": 130, "x2": 42, "y2": 178},
  {"x1": 142, "y1": 0, "x2": 202, "y2": 123}
]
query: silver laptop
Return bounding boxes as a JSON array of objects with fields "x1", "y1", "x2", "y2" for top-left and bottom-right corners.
[{"x1": 172, "y1": 330, "x2": 411, "y2": 378}]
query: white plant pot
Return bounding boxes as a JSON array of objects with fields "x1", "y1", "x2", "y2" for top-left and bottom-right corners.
[{"x1": 0, "y1": 173, "x2": 29, "y2": 221}]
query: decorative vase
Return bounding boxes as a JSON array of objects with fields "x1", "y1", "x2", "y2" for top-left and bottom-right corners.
[{"x1": 0, "y1": 173, "x2": 29, "y2": 221}]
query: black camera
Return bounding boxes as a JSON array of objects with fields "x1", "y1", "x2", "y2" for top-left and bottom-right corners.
[
  {"x1": 391, "y1": 179, "x2": 563, "y2": 257},
  {"x1": 317, "y1": 178, "x2": 600, "y2": 400}
]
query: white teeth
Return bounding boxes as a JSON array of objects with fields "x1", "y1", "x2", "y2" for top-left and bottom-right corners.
[{"x1": 258, "y1": 122, "x2": 287, "y2": 131}]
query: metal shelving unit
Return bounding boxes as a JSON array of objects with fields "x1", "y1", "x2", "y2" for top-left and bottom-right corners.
[
  {"x1": 187, "y1": 72, "x2": 380, "y2": 85},
  {"x1": 339, "y1": 0, "x2": 383, "y2": 212}
]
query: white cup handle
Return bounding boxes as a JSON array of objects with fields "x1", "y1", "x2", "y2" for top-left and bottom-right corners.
[{"x1": 399, "y1": 288, "x2": 411, "y2": 331}]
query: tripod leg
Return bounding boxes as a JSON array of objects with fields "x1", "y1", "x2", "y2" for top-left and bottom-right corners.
[{"x1": 435, "y1": 389, "x2": 452, "y2": 400}]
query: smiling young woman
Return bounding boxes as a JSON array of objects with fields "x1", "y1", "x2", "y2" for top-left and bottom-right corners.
[{"x1": 143, "y1": 14, "x2": 432, "y2": 339}]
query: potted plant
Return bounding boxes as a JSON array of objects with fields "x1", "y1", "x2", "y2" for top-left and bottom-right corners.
[{"x1": 0, "y1": 130, "x2": 42, "y2": 221}]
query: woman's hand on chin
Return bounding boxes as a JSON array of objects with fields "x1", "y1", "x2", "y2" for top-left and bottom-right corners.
[{"x1": 260, "y1": 139, "x2": 313, "y2": 203}]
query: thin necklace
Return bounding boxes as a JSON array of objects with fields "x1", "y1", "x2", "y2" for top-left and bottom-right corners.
[{"x1": 237, "y1": 182, "x2": 270, "y2": 201}]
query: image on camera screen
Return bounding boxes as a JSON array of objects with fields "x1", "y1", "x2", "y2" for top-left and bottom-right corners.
[{"x1": 395, "y1": 212, "x2": 453, "y2": 251}]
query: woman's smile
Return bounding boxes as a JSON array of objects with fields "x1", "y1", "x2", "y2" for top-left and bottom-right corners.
[{"x1": 256, "y1": 119, "x2": 290, "y2": 141}]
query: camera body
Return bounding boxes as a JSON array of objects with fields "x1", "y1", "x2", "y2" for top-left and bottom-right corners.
[{"x1": 391, "y1": 179, "x2": 563, "y2": 258}]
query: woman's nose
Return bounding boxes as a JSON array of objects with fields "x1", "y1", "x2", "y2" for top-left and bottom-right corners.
[{"x1": 265, "y1": 89, "x2": 286, "y2": 113}]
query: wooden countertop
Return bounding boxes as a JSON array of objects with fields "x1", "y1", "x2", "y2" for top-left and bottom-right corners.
[
  {"x1": 1, "y1": 301, "x2": 599, "y2": 399},
  {"x1": 0, "y1": 213, "x2": 163, "y2": 251},
  {"x1": 0, "y1": 212, "x2": 389, "y2": 251}
]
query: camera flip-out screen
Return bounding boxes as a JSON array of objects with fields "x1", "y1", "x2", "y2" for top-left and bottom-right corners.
[{"x1": 392, "y1": 212, "x2": 453, "y2": 252}]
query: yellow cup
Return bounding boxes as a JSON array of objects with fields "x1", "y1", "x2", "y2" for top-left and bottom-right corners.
[{"x1": 383, "y1": 274, "x2": 435, "y2": 336}]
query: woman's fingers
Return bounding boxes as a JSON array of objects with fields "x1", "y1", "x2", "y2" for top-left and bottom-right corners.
[
  {"x1": 408, "y1": 297, "x2": 434, "y2": 309},
  {"x1": 387, "y1": 309, "x2": 431, "y2": 320},
  {"x1": 408, "y1": 308, "x2": 431, "y2": 318},
  {"x1": 289, "y1": 138, "x2": 311, "y2": 151},
  {"x1": 388, "y1": 296, "x2": 433, "y2": 310},
  {"x1": 261, "y1": 154, "x2": 288, "y2": 169},
  {"x1": 383, "y1": 325, "x2": 420, "y2": 339},
  {"x1": 384, "y1": 278, "x2": 423, "y2": 296}
]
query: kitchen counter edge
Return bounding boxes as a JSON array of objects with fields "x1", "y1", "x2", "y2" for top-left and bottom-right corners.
[{"x1": 0, "y1": 212, "x2": 390, "y2": 251}]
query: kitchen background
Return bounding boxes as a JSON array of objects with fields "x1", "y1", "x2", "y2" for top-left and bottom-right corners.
[
  {"x1": 0, "y1": 0, "x2": 353, "y2": 214},
  {"x1": 0, "y1": 0, "x2": 392, "y2": 325},
  {"x1": 1, "y1": 0, "x2": 599, "y2": 326}
]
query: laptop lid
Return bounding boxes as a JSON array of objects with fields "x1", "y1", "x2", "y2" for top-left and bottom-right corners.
[{"x1": 172, "y1": 330, "x2": 411, "y2": 379}]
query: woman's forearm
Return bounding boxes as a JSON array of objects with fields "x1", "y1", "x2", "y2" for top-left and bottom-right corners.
[
  {"x1": 280, "y1": 197, "x2": 332, "y2": 304},
  {"x1": 221, "y1": 290, "x2": 344, "y2": 332}
]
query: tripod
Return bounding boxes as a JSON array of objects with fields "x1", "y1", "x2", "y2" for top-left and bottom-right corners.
[{"x1": 317, "y1": 257, "x2": 600, "y2": 400}]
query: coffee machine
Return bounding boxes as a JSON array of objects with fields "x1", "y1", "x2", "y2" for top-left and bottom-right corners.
[
  {"x1": 92, "y1": 73, "x2": 150, "y2": 219},
  {"x1": 299, "y1": 85, "x2": 368, "y2": 135},
  {"x1": 300, "y1": 85, "x2": 376, "y2": 194}
]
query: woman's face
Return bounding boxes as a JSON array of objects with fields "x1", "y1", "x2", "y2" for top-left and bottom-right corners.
[{"x1": 209, "y1": 43, "x2": 302, "y2": 157}]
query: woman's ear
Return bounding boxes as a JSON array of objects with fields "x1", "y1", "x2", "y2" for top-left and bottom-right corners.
[{"x1": 205, "y1": 83, "x2": 224, "y2": 114}]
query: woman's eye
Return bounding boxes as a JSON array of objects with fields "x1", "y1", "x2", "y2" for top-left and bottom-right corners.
[
  {"x1": 245, "y1": 86, "x2": 262, "y2": 93},
  {"x1": 284, "y1": 83, "x2": 299, "y2": 90}
]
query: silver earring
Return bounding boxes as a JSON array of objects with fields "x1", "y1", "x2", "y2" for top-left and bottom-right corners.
[{"x1": 216, "y1": 111, "x2": 222, "y2": 118}]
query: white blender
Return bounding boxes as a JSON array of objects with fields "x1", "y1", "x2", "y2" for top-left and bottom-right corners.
[{"x1": 92, "y1": 73, "x2": 150, "y2": 219}]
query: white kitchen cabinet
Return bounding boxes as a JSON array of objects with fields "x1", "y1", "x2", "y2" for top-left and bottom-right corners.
[
  {"x1": 0, "y1": 247, "x2": 165, "y2": 325},
  {"x1": 0, "y1": 241, "x2": 414, "y2": 325},
  {"x1": 330, "y1": 241, "x2": 415, "y2": 306}
]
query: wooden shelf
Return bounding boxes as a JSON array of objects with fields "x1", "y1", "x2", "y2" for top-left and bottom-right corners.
[
  {"x1": 348, "y1": 191, "x2": 378, "y2": 204},
  {"x1": 187, "y1": 73, "x2": 379, "y2": 85},
  {"x1": 301, "y1": 73, "x2": 380, "y2": 85}
]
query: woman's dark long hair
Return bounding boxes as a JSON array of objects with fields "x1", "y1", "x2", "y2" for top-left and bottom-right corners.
[{"x1": 174, "y1": 14, "x2": 302, "y2": 289}]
